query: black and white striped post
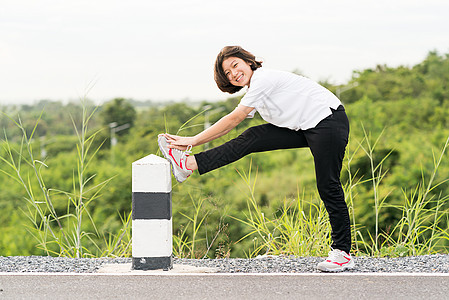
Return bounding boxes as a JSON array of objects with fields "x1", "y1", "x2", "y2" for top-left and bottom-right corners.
[{"x1": 132, "y1": 154, "x2": 173, "y2": 270}]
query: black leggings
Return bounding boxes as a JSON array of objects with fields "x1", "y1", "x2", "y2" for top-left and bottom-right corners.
[{"x1": 194, "y1": 106, "x2": 351, "y2": 253}]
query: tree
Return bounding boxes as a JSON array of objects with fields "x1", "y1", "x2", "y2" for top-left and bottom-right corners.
[{"x1": 100, "y1": 98, "x2": 137, "y2": 135}]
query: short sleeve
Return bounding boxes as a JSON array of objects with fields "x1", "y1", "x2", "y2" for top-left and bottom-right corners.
[
  {"x1": 237, "y1": 104, "x2": 256, "y2": 118},
  {"x1": 239, "y1": 69, "x2": 273, "y2": 117}
]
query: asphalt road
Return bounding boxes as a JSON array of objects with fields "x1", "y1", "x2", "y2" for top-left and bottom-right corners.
[{"x1": 0, "y1": 273, "x2": 448, "y2": 299}]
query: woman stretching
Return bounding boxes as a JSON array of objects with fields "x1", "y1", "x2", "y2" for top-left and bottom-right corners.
[{"x1": 158, "y1": 46, "x2": 353, "y2": 272}]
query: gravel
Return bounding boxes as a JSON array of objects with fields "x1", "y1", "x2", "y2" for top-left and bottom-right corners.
[
  {"x1": 0, "y1": 254, "x2": 448, "y2": 273},
  {"x1": 176, "y1": 254, "x2": 449, "y2": 273},
  {"x1": 0, "y1": 256, "x2": 130, "y2": 273}
]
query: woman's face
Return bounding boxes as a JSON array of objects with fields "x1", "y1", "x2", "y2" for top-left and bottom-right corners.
[{"x1": 222, "y1": 57, "x2": 253, "y2": 87}]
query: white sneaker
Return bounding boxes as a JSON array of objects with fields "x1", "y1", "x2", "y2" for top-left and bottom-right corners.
[
  {"x1": 158, "y1": 135, "x2": 193, "y2": 183},
  {"x1": 317, "y1": 249, "x2": 355, "y2": 272}
]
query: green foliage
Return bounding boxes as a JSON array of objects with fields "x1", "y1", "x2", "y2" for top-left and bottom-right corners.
[
  {"x1": 173, "y1": 192, "x2": 229, "y2": 259},
  {"x1": 229, "y1": 162, "x2": 332, "y2": 257},
  {"x1": 0, "y1": 101, "x2": 130, "y2": 258},
  {"x1": 99, "y1": 98, "x2": 136, "y2": 135},
  {"x1": 341, "y1": 51, "x2": 449, "y2": 104},
  {"x1": 0, "y1": 50, "x2": 449, "y2": 258}
]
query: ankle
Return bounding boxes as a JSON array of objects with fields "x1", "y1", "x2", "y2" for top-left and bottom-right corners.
[{"x1": 186, "y1": 156, "x2": 198, "y2": 171}]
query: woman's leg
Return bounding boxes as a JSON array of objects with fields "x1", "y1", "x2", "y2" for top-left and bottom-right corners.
[
  {"x1": 305, "y1": 107, "x2": 351, "y2": 253},
  {"x1": 194, "y1": 123, "x2": 309, "y2": 175}
]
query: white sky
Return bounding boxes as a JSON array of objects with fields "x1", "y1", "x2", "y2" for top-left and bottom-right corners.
[{"x1": 1, "y1": 0, "x2": 448, "y2": 105}]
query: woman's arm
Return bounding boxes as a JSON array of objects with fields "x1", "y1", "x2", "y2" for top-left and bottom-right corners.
[{"x1": 164, "y1": 105, "x2": 254, "y2": 150}]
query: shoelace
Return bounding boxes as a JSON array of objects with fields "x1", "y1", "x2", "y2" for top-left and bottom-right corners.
[
  {"x1": 327, "y1": 249, "x2": 342, "y2": 260},
  {"x1": 179, "y1": 145, "x2": 193, "y2": 168}
]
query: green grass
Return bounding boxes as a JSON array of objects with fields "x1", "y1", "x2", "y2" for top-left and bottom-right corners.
[
  {"x1": 1, "y1": 100, "x2": 448, "y2": 259},
  {"x1": 222, "y1": 131, "x2": 449, "y2": 258},
  {"x1": 229, "y1": 161, "x2": 332, "y2": 257},
  {"x1": 0, "y1": 97, "x2": 131, "y2": 258}
]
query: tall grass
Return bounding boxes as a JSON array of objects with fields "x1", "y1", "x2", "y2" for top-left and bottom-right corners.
[
  {"x1": 173, "y1": 192, "x2": 229, "y2": 259},
  {"x1": 343, "y1": 134, "x2": 364, "y2": 254},
  {"x1": 2, "y1": 97, "x2": 447, "y2": 258},
  {"x1": 230, "y1": 134, "x2": 449, "y2": 258},
  {"x1": 173, "y1": 193, "x2": 209, "y2": 258},
  {"x1": 0, "y1": 98, "x2": 131, "y2": 258},
  {"x1": 230, "y1": 161, "x2": 332, "y2": 258},
  {"x1": 376, "y1": 136, "x2": 449, "y2": 256},
  {"x1": 358, "y1": 127, "x2": 393, "y2": 253}
]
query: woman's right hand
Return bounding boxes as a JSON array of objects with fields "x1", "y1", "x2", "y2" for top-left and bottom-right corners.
[{"x1": 159, "y1": 133, "x2": 196, "y2": 151}]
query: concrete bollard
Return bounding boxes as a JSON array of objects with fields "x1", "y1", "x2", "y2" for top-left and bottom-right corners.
[{"x1": 132, "y1": 154, "x2": 173, "y2": 270}]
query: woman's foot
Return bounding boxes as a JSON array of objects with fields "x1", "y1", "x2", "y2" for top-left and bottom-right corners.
[
  {"x1": 317, "y1": 249, "x2": 355, "y2": 272},
  {"x1": 158, "y1": 136, "x2": 193, "y2": 183}
]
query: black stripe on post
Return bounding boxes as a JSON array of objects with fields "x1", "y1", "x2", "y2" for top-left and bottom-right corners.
[
  {"x1": 132, "y1": 192, "x2": 171, "y2": 220},
  {"x1": 132, "y1": 256, "x2": 173, "y2": 271}
]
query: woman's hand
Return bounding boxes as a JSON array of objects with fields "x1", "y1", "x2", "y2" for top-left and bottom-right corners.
[{"x1": 159, "y1": 133, "x2": 196, "y2": 151}]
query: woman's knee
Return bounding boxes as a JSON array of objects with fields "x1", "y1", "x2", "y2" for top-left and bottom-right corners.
[{"x1": 316, "y1": 181, "x2": 345, "y2": 203}]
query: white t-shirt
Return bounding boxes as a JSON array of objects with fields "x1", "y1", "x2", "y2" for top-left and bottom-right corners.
[{"x1": 239, "y1": 68, "x2": 342, "y2": 130}]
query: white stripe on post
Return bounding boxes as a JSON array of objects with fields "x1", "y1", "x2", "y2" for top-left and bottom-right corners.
[{"x1": 132, "y1": 154, "x2": 173, "y2": 270}]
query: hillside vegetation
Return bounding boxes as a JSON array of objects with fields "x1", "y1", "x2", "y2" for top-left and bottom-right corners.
[{"x1": 0, "y1": 51, "x2": 448, "y2": 258}]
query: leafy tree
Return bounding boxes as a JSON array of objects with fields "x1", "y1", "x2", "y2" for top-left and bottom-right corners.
[
  {"x1": 100, "y1": 98, "x2": 136, "y2": 135},
  {"x1": 342, "y1": 50, "x2": 449, "y2": 104}
]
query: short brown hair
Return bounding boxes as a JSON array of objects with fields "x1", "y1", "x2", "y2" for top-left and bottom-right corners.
[{"x1": 214, "y1": 46, "x2": 263, "y2": 94}]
